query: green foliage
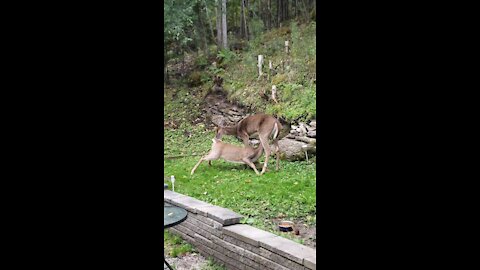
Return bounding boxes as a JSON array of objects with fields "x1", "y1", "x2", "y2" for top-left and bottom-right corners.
[
  {"x1": 188, "y1": 71, "x2": 203, "y2": 87},
  {"x1": 266, "y1": 83, "x2": 316, "y2": 121},
  {"x1": 164, "y1": 0, "x2": 196, "y2": 56},
  {"x1": 219, "y1": 21, "x2": 316, "y2": 122},
  {"x1": 290, "y1": 21, "x2": 316, "y2": 85},
  {"x1": 195, "y1": 54, "x2": 209, "y2": 69},
  {"x1": 216, "y1": 49, "x2": 237, "y2": 67}
]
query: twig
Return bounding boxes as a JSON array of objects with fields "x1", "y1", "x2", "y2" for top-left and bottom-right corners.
[{"x1": 164, "y1": 154, "x2": 203, "y2": 159}]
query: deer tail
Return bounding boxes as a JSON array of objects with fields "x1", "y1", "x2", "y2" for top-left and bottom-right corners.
[{"x1": 272, "y1": 122, "x2": 279, "y2": 140}]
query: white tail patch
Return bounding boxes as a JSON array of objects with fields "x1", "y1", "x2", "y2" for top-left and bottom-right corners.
[{"x1": 272, "y1": 122, "x2": 279, "y2": 139}]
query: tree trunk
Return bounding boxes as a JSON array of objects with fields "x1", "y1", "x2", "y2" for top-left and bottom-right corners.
[
  {"x1": 302, "y1": 0, "x2": 309, "y2": 22},
  {"x1": 197, "y1": 4, "x2": 209, "y2": 56},
  {"x1": 216, "y1": 0, "x2": 222, "y2": 49},
  {"x1": 277, "y1": 0, "x2": 280, "y2": 27},
  {"x1": 268, "y1": 0, "x2": 271, "y2": 30},
  {"x1": 164, "y1": 46, "x2": 169, "y2": 83},
  {"x1": 240, "y1": 0, "x2": 245, "y2": 38},
  {"x1": 221, "y1": 0, "x2": 227, "y2": 49},
  {"x1": 242, "y1": 0, "x2": 249, "y2": 40},
  {"x1": 292, "y1": 0, "x2": 298, "y2": 18},
  {"x1": 285, "y1": 0, "x2": 289, "y2": 21}
]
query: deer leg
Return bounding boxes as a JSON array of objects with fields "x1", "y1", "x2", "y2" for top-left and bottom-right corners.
[
  {"x1": 192, "y1": 149, "x2": 221, "y2": 175},
  {"x1": 242, "y1": 157, "x2": 260, "y2": 175},
  {"x1": 259, "y1": 136, "x2": 271, "y2": 175},
  {"x1": 274, "y1": 142, "x2": 280, "y2": 171},
  {"x1": 191, "y1": 156, "x2": 206, "y2": 175}
]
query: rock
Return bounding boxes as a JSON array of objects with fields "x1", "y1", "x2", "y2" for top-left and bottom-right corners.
[
  {"x1": 278, "y1": 138, "x2": 314, "y2": 161},
  {"x1": 295, "y1": 136, "x2": 316, "y2": 145},
  {"x1": 228, "y1": 110, "x2": 243, "y2": 116},
  {"x1": 307, "y1": 130, "x2": 316, "y2": 138},
  {"x1": 228, "y1": 115, "x2": 242, "y2": 123},
  {"x1": 299, "y1": 124, "x2": 308, "y2": 135},
  {"x1": 310, "y1": 120, "x2": 316, "y2": 127},
  {"x1": 211, "y1": 115, "x2": 227, "y2": 126},
  {"x1": 291, "y1": 125, "x2": 298, "y2": 130}
]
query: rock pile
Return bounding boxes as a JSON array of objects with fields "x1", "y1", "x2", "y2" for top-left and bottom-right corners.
[{"x1": 277, "y1": 119, "x2": 316, "y2": 161}]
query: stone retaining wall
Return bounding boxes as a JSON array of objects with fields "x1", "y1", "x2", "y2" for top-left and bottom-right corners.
[{"x1": 164, "y1": 190, "x2": 316, "y2": 270}]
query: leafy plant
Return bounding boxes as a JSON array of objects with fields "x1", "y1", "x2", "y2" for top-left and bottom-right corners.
[{"x1": 216, "y1": 49, "x2": 237, "y2": 66}]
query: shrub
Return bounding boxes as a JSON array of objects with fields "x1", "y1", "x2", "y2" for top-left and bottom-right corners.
[
  {"x1": 195, "y1": 55, "x2": 208, "y2": 69},
  {"x1": 188, "y1": 71, "x2": 203, "y2": 87}
]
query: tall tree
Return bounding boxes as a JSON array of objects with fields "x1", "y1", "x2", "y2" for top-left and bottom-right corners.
[
  {"x1": 240, "y1": 0, "x2": 249, "y2": 40},
  {"x1": 221, "y1": 0, "x2": 228, "y2": 49},
  {"x1": 216, "y1": 0, "x2": 222, "y2": 48}
]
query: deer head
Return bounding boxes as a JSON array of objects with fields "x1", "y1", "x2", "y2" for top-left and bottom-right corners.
[{"x1": 214, "y1": 118, "x2": 228, "y2": 139}]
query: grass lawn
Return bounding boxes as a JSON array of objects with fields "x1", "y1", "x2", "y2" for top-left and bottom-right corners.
[{"x1": 164, "y1": 126, "x2": 316, "y2": 244}]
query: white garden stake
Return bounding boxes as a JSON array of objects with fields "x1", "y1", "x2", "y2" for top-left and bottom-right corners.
[
  {"x1": 302, "y1": 145, "x2": 309, "y2": 162},
  {"x1": 170, "y1": 175, "x2": 175, "y2": 192}
]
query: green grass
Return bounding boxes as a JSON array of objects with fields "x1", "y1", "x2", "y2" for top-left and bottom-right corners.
[
  {"x1": 201, "y1": 259, "x2": 226, "y2": 270},
  {"x1": 164, "y1": 123, "x2": 316, "y2": 236},
  {"x1": 164, "y1": 230, "x2": 194, "y2": 258}
]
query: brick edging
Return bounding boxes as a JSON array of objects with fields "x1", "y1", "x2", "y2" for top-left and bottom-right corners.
[{"x1": 164, "y1": 190, "x2": 316, "y2": 270}]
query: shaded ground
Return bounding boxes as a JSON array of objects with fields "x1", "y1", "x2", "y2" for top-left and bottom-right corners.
[{"x1": 165, "y1": 252, "x2": 209, "y2": 270}]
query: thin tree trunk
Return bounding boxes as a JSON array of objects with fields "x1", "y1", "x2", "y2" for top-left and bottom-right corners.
[
  {"x1": 285, "y1": 0, "x2": 289, "y2": 21},
  {"x1": 203, "y1": 0, "x2": 216, "y2": 43},
  {"x1": 277, "y1": 0, "x2": 280, "y2": 27},
  {"x1": 164, "y1": 46, "x2": 168, "y2": 83},
  {"x1": 240, "y1": 0, "x2": 245, "y2": 38},
  {"x1": 242, "y1": 0, "x2": 249, "y2": 40},
  {"x1": 197, "y1": 4, "x2": 209, "y2": 56},
  {"x1": 268, "y1": 0, "x2": 271, "y2": 30},
  {"x1": 221, "y1": 0, "x2": 227, "y2": 49},
  {"x1": 216, "y1": 0, "x2": 222, "y2": 49},
  {"x1": 303, "y1": 0, "x2": 309, "y2": 22}
]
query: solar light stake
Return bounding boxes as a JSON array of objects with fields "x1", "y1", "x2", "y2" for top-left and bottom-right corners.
[{"x1": 170, "y1": 175, "x2": 175, "y2": 192}]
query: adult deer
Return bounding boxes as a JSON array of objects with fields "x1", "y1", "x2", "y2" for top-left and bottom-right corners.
[
  {"x1": 215, "y1": 113, "x2": 284, "y2": 174},
  {"x1": 191, "y1": 138, "x2": 264, "y2": 175}
]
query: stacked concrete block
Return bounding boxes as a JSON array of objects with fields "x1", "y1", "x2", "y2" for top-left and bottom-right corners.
[{"x1": 164, "y1": 190, "x2": 316, "y2": 270}]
